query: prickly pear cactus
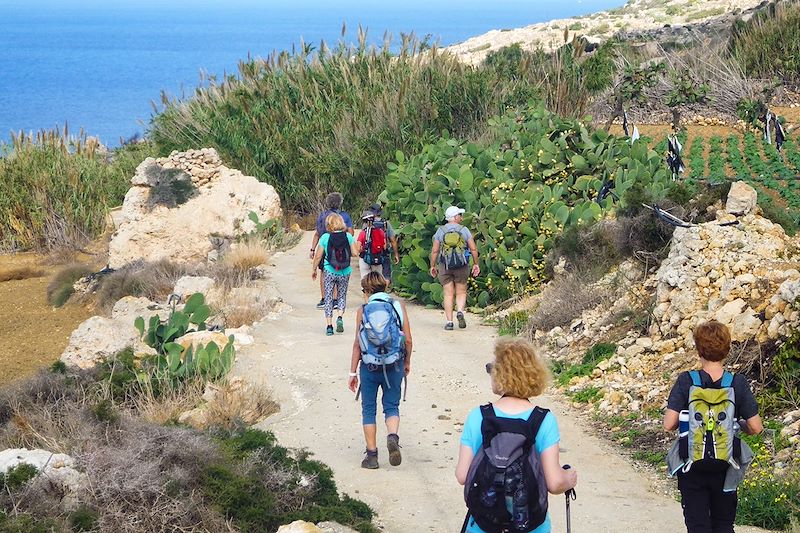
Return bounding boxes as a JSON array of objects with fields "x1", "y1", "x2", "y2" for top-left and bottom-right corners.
[{"x1": 380, "y1": 104, "x2": 671, "y2": 307}]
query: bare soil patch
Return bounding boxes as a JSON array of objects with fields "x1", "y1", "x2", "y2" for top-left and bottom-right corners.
[{"x1": 0, "y1": 253, "x2": 95, "y2": 385}]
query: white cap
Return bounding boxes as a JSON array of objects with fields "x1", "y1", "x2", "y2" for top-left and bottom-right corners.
[{"x1": 445, "y1": 206, "x2": 465, "y2": 220}]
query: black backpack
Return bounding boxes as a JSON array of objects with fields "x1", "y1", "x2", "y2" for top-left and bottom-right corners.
[
  {"x1": 462, "y1": 404, "x2": 549, "y2": 533},
  {"x1": 326, "y1": 232, "x2": 352, "y2": 271}
]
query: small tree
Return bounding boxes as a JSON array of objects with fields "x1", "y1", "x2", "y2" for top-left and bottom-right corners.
[
  {"x1": 604, "y1": 62, "x2": 666, "y2": 130},
  {"x1": 666, "y1": 71, "x2": 711, "y2": 132}
]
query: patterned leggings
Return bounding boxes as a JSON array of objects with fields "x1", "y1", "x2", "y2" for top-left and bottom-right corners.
[{"x1": 323, "y1": 270, "x2": 349, "y2": 318}]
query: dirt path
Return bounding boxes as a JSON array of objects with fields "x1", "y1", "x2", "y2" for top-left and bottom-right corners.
[{"x1": 236, "y1": 232, "x2": 766, "y2": 533}]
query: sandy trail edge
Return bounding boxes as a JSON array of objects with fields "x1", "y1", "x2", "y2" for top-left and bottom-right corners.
[{"x1": 235, "y1": 232, "x2": 766, "y2": 533}]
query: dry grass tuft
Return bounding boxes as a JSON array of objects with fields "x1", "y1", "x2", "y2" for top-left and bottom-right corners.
[
  {"x1": 219, "y1": 298, "x2": 275, "y2": 328},
  {"x1": 96, "y1": 260, "x2": 191, "y2": 310},
  {"x1": 211, "y1": 240, "x2": 271, "y2": 291},
  {"x1": 0, "y1": 266, "x2": 46, "y2": 282},
  {"x1": 204, "y1": 379, "x2": 279, "y2": 430},
  {"x1": 527, "y1": 271, "x2": 614, "y2": 334},
  {"x1": 130, "y1": 375, "x2": 206, "y2": 426},
  {"x1": 46, "y1": 263, "x2": 94, "y2": 307}
]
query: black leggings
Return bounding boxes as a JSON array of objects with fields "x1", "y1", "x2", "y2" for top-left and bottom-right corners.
[{"x1": 677, "y1": 466, "x2": 737, "y2": 533}]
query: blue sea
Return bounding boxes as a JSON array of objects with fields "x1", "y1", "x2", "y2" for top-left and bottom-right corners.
[{"x1": 1, "y1": 0, "x2": 625, "y2": 146}]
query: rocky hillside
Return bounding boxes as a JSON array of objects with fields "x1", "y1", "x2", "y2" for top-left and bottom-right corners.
[
  {"x1": 447, "y1": 0, "x2": 770, "y2": 65},
  {"x1": 532, "y1": 182, "x2": 800, "y2": 447}
]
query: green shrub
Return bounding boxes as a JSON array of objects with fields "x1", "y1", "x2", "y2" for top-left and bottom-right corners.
[
  {"x1": 68, "y1": 507, "x2": 99, "y2": 532},
  {"x1": 0, "y1": 464, "x2": 38, "y2": 492},
  {"x1": 498, "y1": 311, "x2": 530, "y2": 336},
  {"x1": 0, "y1": 512, "x2": 59, "y2": 533},
  {"x1": 206, "y1": 429, "x2": 377, "y2": 532},
  {"x1": 552, "y1": 343, "x2": 616, "y2": 386},
  {"x1": 382, "y1": 104, "x2": 672, "y2": 307},
  {"x1": 569, "y1": 386, "x2": 603, "y2": 403}
]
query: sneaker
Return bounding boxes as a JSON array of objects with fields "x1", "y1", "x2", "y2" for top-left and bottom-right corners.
[
  {"x1": 336, "y1": 317, "x2": 344, "y2": 333},
  {"x1": 326, "y1": 325, "x2": 334, "y2": 336},
  {"x1": 316, "y1": 298, "x2": 325, "y2": 309},
  {"x1": 456, "y1": 311, "x2": 467, "y2": 329},
  {"x1": 444, "y1": 322, "x2": 454, "y2": 331},
  {"x1": 387, "y1": 434, "x2": 402, "y2": 466},
  {"x1": 333, "y1": 302, "x2": 339, "y2": 310},
  {"x1": 361, "y1": 450, "x2": 379, "y2": 469}
]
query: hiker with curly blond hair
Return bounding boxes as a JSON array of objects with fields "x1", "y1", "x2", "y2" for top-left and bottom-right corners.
[{"x1": 456, "y1": 338, "x2": 577, "y2": 533}]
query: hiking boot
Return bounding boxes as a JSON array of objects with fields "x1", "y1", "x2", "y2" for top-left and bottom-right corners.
[
  {"x1": 444, "y1": 322, "x2": 454, "y2": 331},
  {"x1": 316, "y1": 298, "x2": 325, "y2": 309},
  {"x1": 387, "y1": 434, "x2": 402, "y2": 466},
  {"x1": 456, "y1": 311, "x2": 467, "y2": 329},
  {"x1": 336, "y1": 316, "x2": 344, "y2": 333},
  {"x1": 361, "y1": 450, "x2": 379, "y2": 469},
  {"x1": 326, "y1": 325, "x2": 334, "y2": 336}
]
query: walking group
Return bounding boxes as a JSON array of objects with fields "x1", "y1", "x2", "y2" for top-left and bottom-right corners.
[{"x1": 309, "y1": 192, "x2": 763, "y2": 533}]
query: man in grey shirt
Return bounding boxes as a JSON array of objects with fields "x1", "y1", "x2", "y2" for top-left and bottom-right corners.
[{"x1": 429, "y1": 206, "x2": 480, "y2": 330}]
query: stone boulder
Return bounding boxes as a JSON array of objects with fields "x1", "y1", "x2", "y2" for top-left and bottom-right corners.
[
  {"x1": 61, "y1": 296, "x2": 163, "y2": 369},
  {"x1": 60, "y1": 317, "x2": 141, "y2": 368},
  {"x1": 725, "y1": 181, "x2": 758, "y2": 216},
  {"x1": 173, "y1": 276, "x2": 216, "y2": 300},
  {"x1": 277, "y1": 522, "x2": 323, "y2": 533},
  {"x1": 0, "y1": 449, "x2": 87, "y2": 508},
  {"x1": 108, "y1": 148, "x2": 281, "y2": 269}
]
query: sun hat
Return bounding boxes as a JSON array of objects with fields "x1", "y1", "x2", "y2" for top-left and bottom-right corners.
[
  {"x1": 445, "y1": 206, "x2": 465, "y2": 220},
  {"x1": 369, "y1": 203, "x2": 383, "y2": 215}
]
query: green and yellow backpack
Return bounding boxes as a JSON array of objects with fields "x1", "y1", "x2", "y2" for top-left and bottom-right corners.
[{"x1": 679, "y1": 370, "x2": 742, "y2": 472}]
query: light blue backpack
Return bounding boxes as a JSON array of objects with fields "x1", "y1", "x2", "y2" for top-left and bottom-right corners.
[{"x1": 359, "y1": 298, "x2": 404, "y2": 374}]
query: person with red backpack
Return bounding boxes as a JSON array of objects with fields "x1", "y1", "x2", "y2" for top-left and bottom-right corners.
[
  {"x1": 456, "y1": 338, "x2": 577, "y2": 533},
  {"x1": 312, "y1": 213, "x2": 359, "y2": 336},
  {"x1": 357, "y1": 204, "x2": 400, "y2": 285}
]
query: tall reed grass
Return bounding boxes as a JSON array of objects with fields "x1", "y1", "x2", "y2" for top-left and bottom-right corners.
[
  {"x1": 150, "y1": 32, "x2": 609, "y2": 213},
  {"x1": 0, "y1": 127, "x2": 157, "y2": 251},
  {"x1": 730, "y1": 1, "x2": 800, "y2": 83}
]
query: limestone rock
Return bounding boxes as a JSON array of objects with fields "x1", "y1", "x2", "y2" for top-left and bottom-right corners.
[
  {"x1": 60, "y1": 316, "x2": 140, "y2": 368},
  {"x1": 111, "y1": 296, "x2": 169, "y2": 326},
  {"x1": 178, "y1": 407, "x2": 210, "y2": 430},
  {"x1": 0, "y1": 449, "x2": 87, "y2": 508},
  {"x1": 108, "y1": 149, "x2": 281, "y2": 269},
  {"x1": 725, "y1": 181, "x2": 758, "y2": 216},
  {"x1": 277, "y1": 521, "x2": 324, "y2": 533},
  {"x1": 173, "y1": 276, "x2": 216, "y2": 299},
  {"x1": 317, "y1": 523, "x2": 359, "y2": 533}
]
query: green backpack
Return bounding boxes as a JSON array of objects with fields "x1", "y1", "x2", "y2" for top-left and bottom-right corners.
[
  {"x1": 679, "y1": 370, "x2": 742, "y2": 471},
  {"x1": 441, "y1": 226, "x2": 468, "y2": 270}
]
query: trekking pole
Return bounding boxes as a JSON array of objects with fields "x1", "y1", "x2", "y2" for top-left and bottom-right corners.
[
  {"x1": 355, "y1": 384, "x2": 361, "y2": 402},
  {"x1": 402, "y1": 376, "x2": 408, "y2": 401},
  {"x1": 563, "y1": 465, "x2": 576, "y2": 533}
]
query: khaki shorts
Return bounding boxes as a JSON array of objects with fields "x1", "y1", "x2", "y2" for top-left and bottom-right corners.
[{"x1": 438, "y1": 265, "x2": 469, "y2": 285}]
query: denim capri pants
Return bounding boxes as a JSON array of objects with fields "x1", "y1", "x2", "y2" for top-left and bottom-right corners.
[{"x1": 359, "y1": 360, "x2": 404, "y2": 425}]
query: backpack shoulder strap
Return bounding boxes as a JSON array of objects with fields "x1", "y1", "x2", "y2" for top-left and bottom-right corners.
[
  {"x1": 721, "y1": 371, "x2": 734, "y2": 388},
  {"x1": 479, "y1": 403, "x2": 497, "y2": 447},
  {"x1": 526, "y1": 407, "x2": 549, "y2": 436},
  {"x1": 689, "y1": 370, "x2": 702, "y2": 387}
]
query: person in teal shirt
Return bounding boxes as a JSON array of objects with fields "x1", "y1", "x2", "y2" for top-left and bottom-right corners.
[
  {"x1": 312, "y1": 213, "x2": 359, "y2": 336},
  {"x1": 456, "y1": 338, "x2": 578, "y2": 533}
]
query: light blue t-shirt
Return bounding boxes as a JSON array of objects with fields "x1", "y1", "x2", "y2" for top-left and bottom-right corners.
[
  {"x1": 317, "y1": 232, "x2": 355, "y2": 276},
  {"x1": 460, "y1": 405, "x2": 560, "y2": 533}
]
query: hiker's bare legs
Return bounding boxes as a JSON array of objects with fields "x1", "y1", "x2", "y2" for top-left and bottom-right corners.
[
  {"x1": 443, "y1": 281, "x2": 455, "y2": 323},
  {"x1": 386, "y1": 415, "x2": 399, "y2": 435},
  {"x1": 363, "y1": 424, "x2": 377, "y2": 450},
  {"x1": 455, "y1": 282, "x2": 467, "y2": 313}
]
